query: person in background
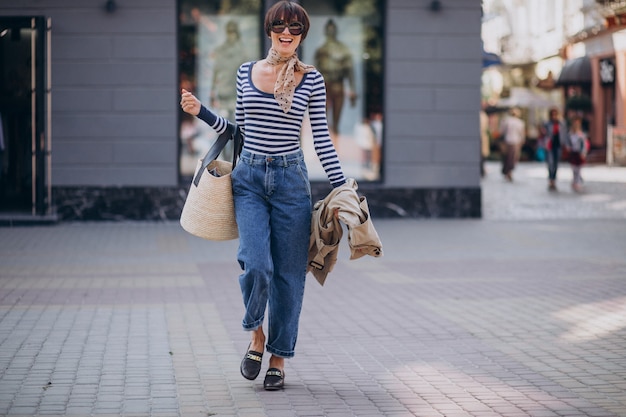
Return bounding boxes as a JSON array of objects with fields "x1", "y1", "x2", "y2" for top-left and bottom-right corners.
[
  {"x1": 480, "y1": 105, "x2": 490, "y2": 177},
  {"x1": 180, "y1": 1, "x2": 345, "y2": 391},
  {"x1": 567, "y1": 115, "x2": 589, "y2": 193},
  {"x1": 499, "y1": 107, "x2": 525, "y2": 182},
  {"x1": 540, "y1": 108, "x2": 567, "y2": 191}
]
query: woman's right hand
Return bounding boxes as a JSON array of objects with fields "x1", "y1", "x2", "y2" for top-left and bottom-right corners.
[{"x1": 180, "y1": 88, "x2": 201, "y2": 116}]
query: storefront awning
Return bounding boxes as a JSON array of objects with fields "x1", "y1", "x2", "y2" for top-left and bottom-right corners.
[
  {"x1": 482, "y1": 49, "x2": 503, "y2": 68},
  {"x1": 556, "y1": 56, "x2": 591, "y2": 86}
]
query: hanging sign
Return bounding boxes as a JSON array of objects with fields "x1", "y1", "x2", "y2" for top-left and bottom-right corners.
[{"x1": 599, "y1": 58, "x2": 615, "y2": 85}]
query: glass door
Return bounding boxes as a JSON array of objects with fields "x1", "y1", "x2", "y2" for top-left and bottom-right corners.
[{"x1": 0, "y1": 16, "x2": 51, "y2": 215}]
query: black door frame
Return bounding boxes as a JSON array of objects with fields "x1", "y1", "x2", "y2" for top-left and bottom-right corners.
[{"x1": 0, "y1": 16, "x2": 51, "y2": 217}]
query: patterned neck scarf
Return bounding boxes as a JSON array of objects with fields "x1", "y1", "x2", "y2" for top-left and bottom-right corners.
[{"x1": 266, "y1": 47, "x2": 315, "y2": 113}]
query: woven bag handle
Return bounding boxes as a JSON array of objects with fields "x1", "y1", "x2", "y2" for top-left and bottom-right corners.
[{"x1": 193, "y1": 122, "x2": 242, "y2": 187}]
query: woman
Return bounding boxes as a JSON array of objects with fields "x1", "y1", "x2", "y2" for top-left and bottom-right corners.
[
  {"x1": 567, "y1": 116, "x2": 589, "y2": 193},
  {"x1": 180, "y1": 1, "x2": 346, "y2": 390}
]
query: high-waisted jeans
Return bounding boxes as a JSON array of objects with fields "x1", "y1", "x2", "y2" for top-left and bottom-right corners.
[{"x1": 231, "y1": 149, "x2": 312, "y2": 358}]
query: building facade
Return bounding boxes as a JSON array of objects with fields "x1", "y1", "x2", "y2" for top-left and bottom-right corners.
[
  {"x1": 481, "y1": 0, "x2": 626, "y2": 165},
  {"x1": 0, "y1": 0, "x2": 482, "y2": 222}
]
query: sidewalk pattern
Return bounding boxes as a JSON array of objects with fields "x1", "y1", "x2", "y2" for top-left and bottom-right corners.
[
  {"x1": 1, "y1": 162, "x2": 626, "y2": 416},
  {"x1": 482, "y1": 161, "x2": 626, "y2": 220}
]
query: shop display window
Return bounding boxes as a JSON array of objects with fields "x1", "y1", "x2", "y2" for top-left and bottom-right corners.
[{"x1": 178, "y1": 0, "x2": 384, "y2": 182}]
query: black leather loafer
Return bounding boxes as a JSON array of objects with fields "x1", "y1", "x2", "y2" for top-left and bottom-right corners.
[
  {"x1": 263, "y1": 368, "x2": 284, "y2": 390},
  {"x1": 240, "y1": 344, "x2": 263, "y2": 380}
]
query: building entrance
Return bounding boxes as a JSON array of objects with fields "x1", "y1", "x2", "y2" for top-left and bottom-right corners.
[{"x1": 0, "y1": 16, "x2": 51, "y2": 217}]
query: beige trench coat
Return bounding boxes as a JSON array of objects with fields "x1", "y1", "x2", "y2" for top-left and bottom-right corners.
[{"x1": 307, "y1": 178, "x2": 383, "y2": 285}]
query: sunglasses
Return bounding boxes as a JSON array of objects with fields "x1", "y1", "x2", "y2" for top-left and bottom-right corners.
[{"x1": 270, "y1": 20, "x2": 304, "y2": 36}]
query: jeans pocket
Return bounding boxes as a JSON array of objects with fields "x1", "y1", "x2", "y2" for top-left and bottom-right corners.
[
  {"x1": 294, "y1": 161, "x2": 311, "y2": 197},
  {"x1": 231, "y1": 161, "x2": 251, "y2": 196}
]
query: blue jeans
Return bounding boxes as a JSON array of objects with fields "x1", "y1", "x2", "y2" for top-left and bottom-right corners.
[
  {"x1": 547, "y1": 144, "x2": 560, "y2": 181},
  {"x1": 231, "y1": 149, "x2": 312, "y2": 358}
]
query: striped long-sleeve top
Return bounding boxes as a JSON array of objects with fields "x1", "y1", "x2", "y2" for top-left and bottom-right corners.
[{"x1": 197, "y1": 61, "x2": 346, "y2": 187}]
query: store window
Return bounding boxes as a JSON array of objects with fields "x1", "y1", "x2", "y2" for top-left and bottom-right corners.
[
  {"x1": 178, "y1": 0, "x2": 262, "y2": 176},
  {"x1": 178, "y1": 0, "x2": 384, "y2": 182}
]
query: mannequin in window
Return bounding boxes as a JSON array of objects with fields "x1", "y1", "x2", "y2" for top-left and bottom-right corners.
[{"x1": 314, "y1": 19, "x2": 357, "y2": 144}]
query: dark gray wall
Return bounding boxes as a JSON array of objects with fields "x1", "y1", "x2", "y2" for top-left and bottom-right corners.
[
  {"x1": 1, "y1": 0, "x2": 178, "y2": 187},
  {"x1": 385, "y1": 0, "x2": 482, "y2": 188}
]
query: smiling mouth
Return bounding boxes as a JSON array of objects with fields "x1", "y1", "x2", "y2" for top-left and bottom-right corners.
[{"x1": 279, "y1": 37, "x2": 293, "y2": 44}]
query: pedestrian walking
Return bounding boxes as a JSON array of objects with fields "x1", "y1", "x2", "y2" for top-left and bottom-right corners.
[
  {"x1": 540, "y1": 107, "x2": 567, "y2": 191},
  {"x1": 480, "y1": 104, "x2": 490, "y2": 177},
  {"x1": 567, "y1": 115, "x2": 589, "y2": 192},
  {"x1": 499, "y1": 107, "x2": 525, "y2": 181},
  {"x1": 180, "y1": 0, "x2": 346, "y2": 391}
]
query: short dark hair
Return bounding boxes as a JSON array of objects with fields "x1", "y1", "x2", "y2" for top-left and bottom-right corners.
[{"x1": 264, "y1": 1, "x2": 310, "y2": 40}]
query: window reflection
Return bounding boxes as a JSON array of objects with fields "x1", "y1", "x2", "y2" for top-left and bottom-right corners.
[
  {"x1": 178, "y1": 0, "x2": 383, "y2": 181},
  {"x1": 179, "y1": 1, "x2": 261, "y2": 176},
  {"x1": 301, "y1": 0, "x2": 383, "y2": 181}
]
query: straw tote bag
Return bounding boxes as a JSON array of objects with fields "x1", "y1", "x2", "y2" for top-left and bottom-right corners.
[{"x1": 180, "y1": 122, "x2": 242, "y2": 241}]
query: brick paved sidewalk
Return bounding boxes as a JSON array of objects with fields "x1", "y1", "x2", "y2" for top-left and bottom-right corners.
[
  {"x1": 1, "y1": 217, "x2": 625, "y2": 417},
  {"x1": 482, "y1": 161, "x2": 626, "y2": 220}
]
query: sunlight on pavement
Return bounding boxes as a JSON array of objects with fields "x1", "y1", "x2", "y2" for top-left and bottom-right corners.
[
  {"x1": 579, "y1": 193, "x2": 612, "y2": 202},
  {"x1": 400, "y1": 362, "x2": 598, "y2": 415},
  {"x1": 608, "y1": 199, "x2": 626, "y2": 210},
  {"x1": 553, "y1": 296, "x2": 626, "y2": 342}
]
